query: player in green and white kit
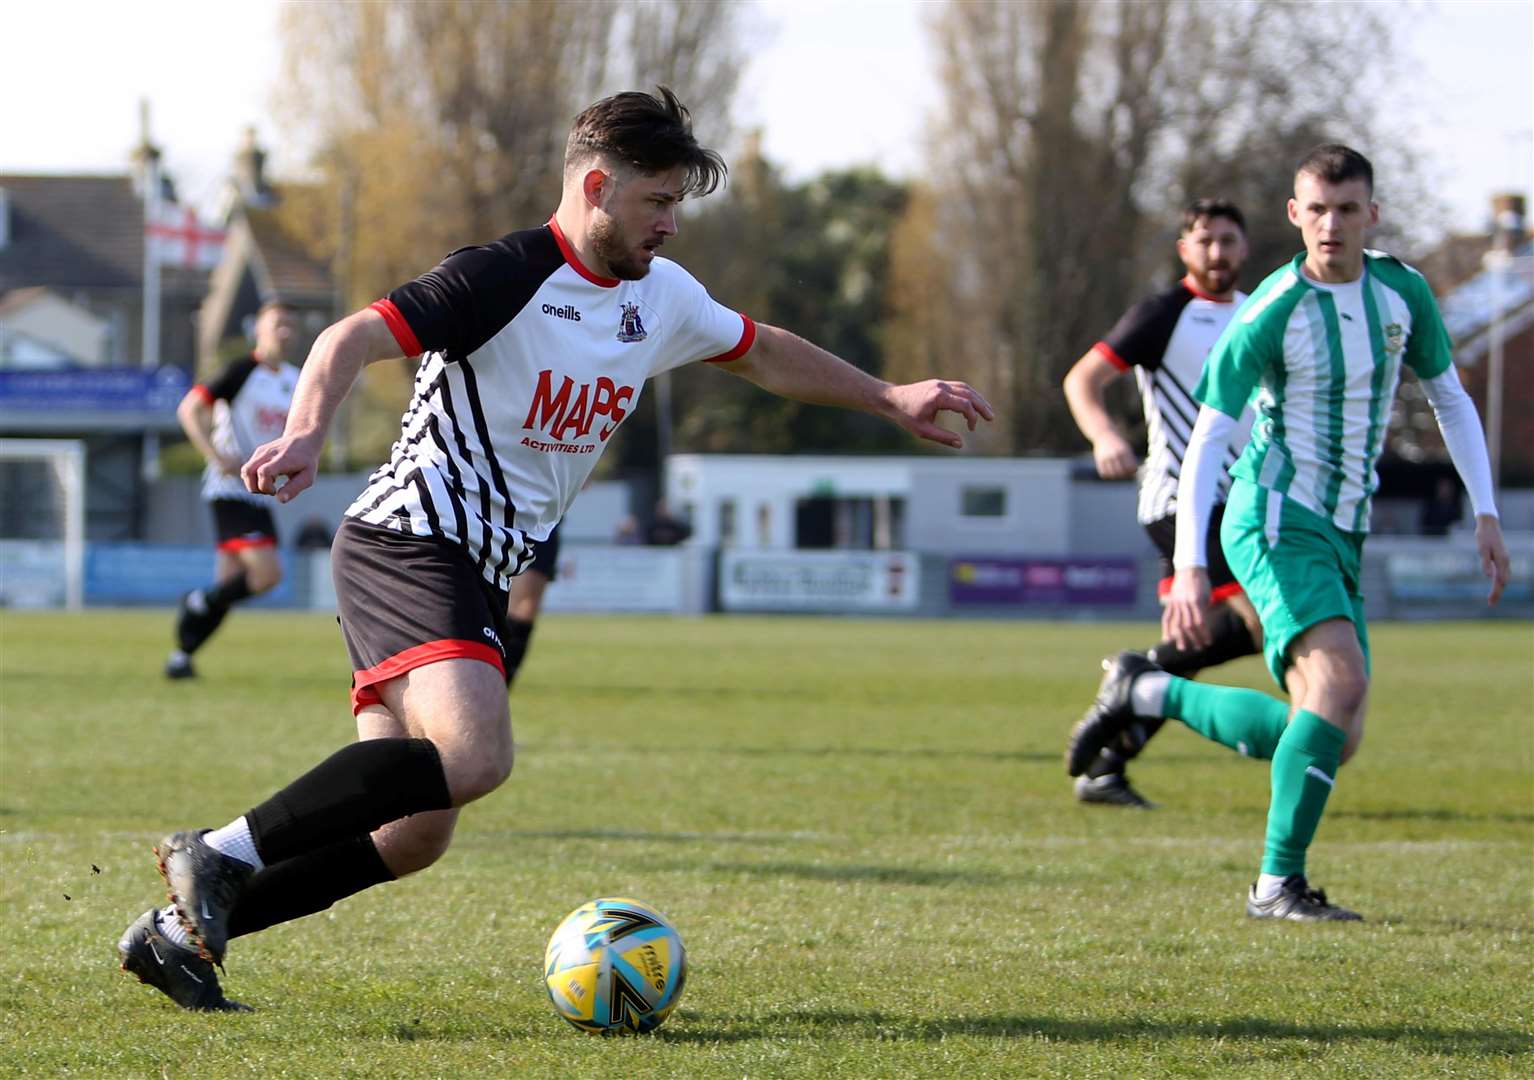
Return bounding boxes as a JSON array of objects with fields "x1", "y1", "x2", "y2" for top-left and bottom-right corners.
[{"x1": 1067, "y1": 145, "x2": 1512, "y2": 921}]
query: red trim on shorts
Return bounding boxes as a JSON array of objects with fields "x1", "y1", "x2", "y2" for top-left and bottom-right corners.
[
  {"x1": 369, "y1": 299, "x2": 423, "y2": 358},
  {"x1": 547, "y1": 216, "x2": 620, "y2": 288},
  {"x1": 190, "y1": 384, "x2": 215, "y2": 405},
  {"x1": 1158, "y1": 575, "x2": 1243, "y2": 603},
  {"x1": 349, "y1": 639, "x2": 506, "y2": 716},
  {"x1": 217, "y1": 536, "x2": 276, "y2": 553},
  {"x1": 1091, "y1": 341, "x2": 1130, "y2": 372},
  {"x1": 701, "y1": 314, "x2": 757, "y2": 363}
]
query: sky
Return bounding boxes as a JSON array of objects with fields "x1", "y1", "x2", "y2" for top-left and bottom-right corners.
[{"x1": 4, "y1": 0, "x2": 1531, "y2": 239}]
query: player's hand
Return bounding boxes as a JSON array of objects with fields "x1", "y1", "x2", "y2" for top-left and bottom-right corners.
[
  {"x1": 882, "y1": 380, "x2": 995, "y2": 449},
  {"x1": 242, "y1": 434, "x2": 321, "y2": 503},
  {"x1": 1091, "y1": 432, "x2": 1138, "y2": 480},
  {"x1": 1475, "y1": 514, "x2": 1511, "y2": 605},
  {"x1": 1162, "y1": 566, "x2": 1212, "y2": 651}
]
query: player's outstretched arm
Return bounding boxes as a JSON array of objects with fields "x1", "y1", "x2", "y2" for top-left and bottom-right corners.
[
  {"x1": 241, "y1": 308, "x2": 404, "y2": 503},
  {"x1": 716, "y1": 323, "x2": 994, "y2": 449}
]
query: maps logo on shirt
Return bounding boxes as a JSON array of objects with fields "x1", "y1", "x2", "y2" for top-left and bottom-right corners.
[
  {"x1": 617, "y1": 302, "x2": 647, "y2": 343},
  {"x1": 521, "y1": 369, "x2": 635, "y2": 451}
]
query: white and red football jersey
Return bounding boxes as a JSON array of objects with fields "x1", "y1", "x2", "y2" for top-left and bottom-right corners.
[
  {"x1": 1091, "y1": 276, "x2": 1252, "y2": 524},
  {"x1": 195, "y1": 355, "x2": 300, "y2": 504},
  {"x1": 353, "y1": 218, "x2": 753, "y2": 589}
]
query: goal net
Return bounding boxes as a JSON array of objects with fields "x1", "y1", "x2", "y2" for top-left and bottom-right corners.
[{"x1": 0, "y1": 438, "x2": 85, "y2": 609}]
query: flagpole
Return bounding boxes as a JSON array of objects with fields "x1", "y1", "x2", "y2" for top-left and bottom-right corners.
[{"x1": 140, "y1": 100, "x2": 162, "y2": 481}]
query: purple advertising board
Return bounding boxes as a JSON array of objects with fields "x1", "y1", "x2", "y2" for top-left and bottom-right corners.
[{"x1": 949, "y1": 556, "x2": 1138, "y2": 607}]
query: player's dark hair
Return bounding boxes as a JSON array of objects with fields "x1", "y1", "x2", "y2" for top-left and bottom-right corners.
[
  {"x1": 1295, "y1": 144, "x2": 1374, "y2": 193},
  {"x1": 565, "y1": 86, "x2": 726, "y2": 197},
  {"x1": 1182, "y1": 198, "x2": 1245, "y2": 235}
]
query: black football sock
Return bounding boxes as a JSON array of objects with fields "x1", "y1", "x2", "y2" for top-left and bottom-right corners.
[
  {"x1": 1145, "y1": 604, "x2": 1260, "y2": 677},
  {"x1": 177, "y1": 572, "x2": 253, "y2": 654},
  {"x1": 503, "y1": 618, "x2": 535, "y2": 687},
  {"x1": 245, "y1": 738, "x2": 453, "y2": 865},
  {"x1": 204, "y1": 571, "x2": 254, "y2": 612},
  {"x1": 228, "y1": 835, "x2": 395, "y2": 940},
  {"x1": 177, "y1": 600, "x2": 228, "y2": 654}
]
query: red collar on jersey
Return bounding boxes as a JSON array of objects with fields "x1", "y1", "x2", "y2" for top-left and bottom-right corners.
[
  {"x1": 547, "y1": 216, "x2": 620, "y2": 288},
  {"x1": 1180, "y1": 273, "x2": 1237, "y2": 304}
]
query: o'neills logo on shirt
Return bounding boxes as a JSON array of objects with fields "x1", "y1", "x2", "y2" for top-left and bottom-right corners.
[{"x1": 520, "y1": 369, "x2": 634, "y2": 453}]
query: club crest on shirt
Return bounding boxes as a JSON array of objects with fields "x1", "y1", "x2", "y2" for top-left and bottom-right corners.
[
  {"x1": 1383, "y1": 323, "x2": 1405, "y2": 355},
  {"x1": 617, "y1": 302, "x2": 648, "y2": 343}
]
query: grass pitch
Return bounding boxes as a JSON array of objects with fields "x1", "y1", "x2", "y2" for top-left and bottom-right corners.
[{"x1": 1, "y1": 610, "x2": 1530, "y2": 1078}]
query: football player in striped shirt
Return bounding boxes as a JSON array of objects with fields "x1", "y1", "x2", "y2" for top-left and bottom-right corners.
[
  {"x1": 165, "y1": 301, "x2": 300, "y2": 680},
  {"x1": 1069, "y1": 145, "x2": 1511, "y2": 921},
  {"x1": 1062, "y1": 200, "x2": 1262, "y2": 808},
  {"x1": 118, "y1": 87, "x2": 994, "y2": 1009}
]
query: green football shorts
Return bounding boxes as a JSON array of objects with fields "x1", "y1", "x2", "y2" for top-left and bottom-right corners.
[{"x1": 1220, "y1": 478, "x2": 1370, "y2": 689}]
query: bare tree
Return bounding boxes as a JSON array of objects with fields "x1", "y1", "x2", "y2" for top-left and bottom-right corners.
[
  {"x1": 268, "y1": 0, "x2": 743, "y2": 466},
  {"x1": 896, "y1": 0, "x2": 1427, "y2": 454}
]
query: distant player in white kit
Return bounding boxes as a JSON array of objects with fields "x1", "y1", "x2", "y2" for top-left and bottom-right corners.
[
  {"x1": 1061, "y1": 200, "x2": 1263, "y2": 807},
  {"x1": 165, "y1": 300, "x2": 300, "y2": 680},
  {"x1": 118, "y1": 87, "x2": 994, "y2": 1010}
]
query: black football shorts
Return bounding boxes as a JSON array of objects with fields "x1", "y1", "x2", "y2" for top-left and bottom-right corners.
[
  {"x1": 1144, "y1": 503, "x2": 1243, "y2": 602},
  {"x1": 211, "y1": 498, "x2": 278, "y2": 552},
  {"x1": 330, "y1": 518, "x2": 513, "y2": 715},
  {"x1": 524, "y1": 525, "x2": 561, "y2": 581}
]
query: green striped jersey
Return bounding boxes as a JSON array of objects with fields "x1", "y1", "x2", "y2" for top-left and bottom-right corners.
[{"x1": 1196, "y1": 251, "x2": 1453, "y2": 533}]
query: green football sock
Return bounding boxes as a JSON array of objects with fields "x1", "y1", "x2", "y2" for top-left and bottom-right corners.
[
  {"x1": 1260, "y1": 708, "x2": 1346, "y2": 878},
  {"x1": 1163, "y1": 677, "x2": 1290, "y2": 761}
]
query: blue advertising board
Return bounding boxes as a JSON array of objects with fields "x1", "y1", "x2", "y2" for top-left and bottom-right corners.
[
  {"x1": 0, "y1": 366, "x2": 190, "y2": 411},
  {"x1": 85, "y1": 543, "x2": 294, "y2": 606}
]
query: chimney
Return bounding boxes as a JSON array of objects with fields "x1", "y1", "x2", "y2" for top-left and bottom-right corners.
[
  {"x1": 129, "y1": 99, "x2": 164, "y2": 198},
  {"x1": 1492, "y1": 193, "x2": 1526, "y2": 252},
  {"x1": 233, "y1": 126, "x2": 275, "y2": 207}
]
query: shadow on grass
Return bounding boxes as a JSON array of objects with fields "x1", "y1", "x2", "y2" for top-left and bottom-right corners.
[
  {"x1": 701, "y1": 860, "x2": 1011, "y2": 887},
  {"x1": 527, "y1": 741, "x2": 1063, "y2": 764},
  {"x1": 1329, "y1": 808, "x2": 1534, "y2": 826},
  {"x1": 492, "y1": 828, "x2": 810, "y2": 847},
  {"x1": 659, "y1": 1008, "x2": 1533, "y2": 1056}
]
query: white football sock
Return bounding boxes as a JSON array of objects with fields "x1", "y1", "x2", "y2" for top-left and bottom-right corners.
[
  {"x1": 1129, "y1": 671, "x2": 1171, "y2": 717},
  {"x1": 204, "y1": 816, "x2": 265, "y2": 871},
  {"x1": 1254, "y1": 872, "x2": 1289, "y2": 901},
  {"x1": 156, "y1": 906, "x2": 193, "y2": 947}
]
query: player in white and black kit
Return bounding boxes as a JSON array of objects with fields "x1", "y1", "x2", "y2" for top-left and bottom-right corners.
[
  {"x1": 1061, "y1": 200, "x2": 1263, "y2": 808},
  {"x1": 164, "y1": 301, "x2": 300, "y2": 680},
  {"x1": 118, "y1": 88, "x2": 994, "y2": 1011}
]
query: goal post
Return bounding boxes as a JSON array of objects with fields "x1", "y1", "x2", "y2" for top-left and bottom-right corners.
[{"x1": 0, "y1": 438, "x2": 86, "y2": 610}]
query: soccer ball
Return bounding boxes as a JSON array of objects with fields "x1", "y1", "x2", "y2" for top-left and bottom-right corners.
[{"x1": 543, "y1": 896, "x2": 687, "y2": 1035}]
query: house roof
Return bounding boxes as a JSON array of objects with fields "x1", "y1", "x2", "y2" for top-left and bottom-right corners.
[
  {"x1": 245, "y1": 203, "x2": 333, "y2": 303},
  {"x1": 1434, "y1": 239, "x2": 1534, "y2": 366},
  {"x1": 0, "y1": 175, "x2": 144, "y2": 290},
  {"x1": 0, "y1": 174, "x2": 210, "y2": 297}
]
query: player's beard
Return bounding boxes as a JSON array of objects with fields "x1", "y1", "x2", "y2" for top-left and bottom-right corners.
[
  {"x1": 1196, "y1": 263, "x2": 1237, "y2": 296},
  {"x1": 590, "y1": 214, "x2": 652, "y2": 281}
]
